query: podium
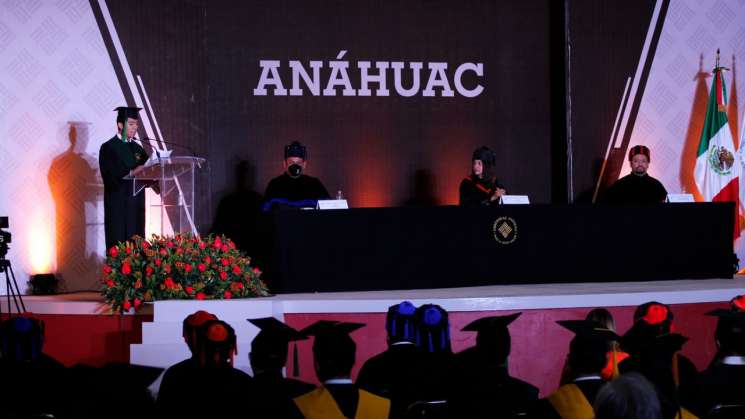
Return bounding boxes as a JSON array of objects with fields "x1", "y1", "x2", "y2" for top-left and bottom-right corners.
[{"x1": 125, "y1": 156, "x2": 205, "y2": 236}]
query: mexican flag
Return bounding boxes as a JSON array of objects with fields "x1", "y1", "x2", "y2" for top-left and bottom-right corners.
[{"x1": 694, "y1": 65, "x2": 740, "y2": 237}]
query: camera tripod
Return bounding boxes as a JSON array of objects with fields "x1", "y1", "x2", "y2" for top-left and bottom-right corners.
[{"x1": 0, "y1": 257, "x2": 26, "y2": 320}]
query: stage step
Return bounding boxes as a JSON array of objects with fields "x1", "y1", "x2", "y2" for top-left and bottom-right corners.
[{"x1": 132, "y1": 297, "x2": 280, "y2": 369}]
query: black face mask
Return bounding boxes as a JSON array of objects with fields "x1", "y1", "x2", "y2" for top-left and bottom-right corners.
[{"x1": 288, "y1": 164, "x2": 303, "y2": 178}]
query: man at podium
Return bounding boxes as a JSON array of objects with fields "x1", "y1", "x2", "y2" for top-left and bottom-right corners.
[
  {"x1": 99, "y1": 106, "x2": 150, "y2": 249},
  {"x1": 264, "y1": 141, "x2": 330, "y2": 209}
]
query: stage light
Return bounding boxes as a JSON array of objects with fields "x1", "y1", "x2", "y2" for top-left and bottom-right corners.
[
  {"x1": 27, "y1": 209, "x2": 54, "y2": 275},
  {"x1": 28, "y1": 273, "x2": 58, "y2": 295}
]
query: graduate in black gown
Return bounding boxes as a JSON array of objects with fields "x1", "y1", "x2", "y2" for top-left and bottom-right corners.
[
  {"x1": 264, "y1": 141, "x2": 330, "y2": 209},
  {"x1": 247, "y1": 317, "x2": 315, "y2": 418},
  {"x1": 619, "y1": 315, "x2": 697, "y2": 419},
  {"x1": 680, "y1": 308, "x2": 745, "y2": 417},
  {"x1": 156, "y1": 310, "x2": 217, "y2": 411},
  {"x1": 449, "y1": 312, "x2": 539, "y2": 419},
  {"x1": 357, "y1": 301, "x2": 424, "y2": 419},
  {"x1": 600, "y1": 145, "x2": 668, "y2": 204},
  {"x1": 0, "y1": 316, "x2": 69, "y2": 419},
  {"x1": 459, "y1": 146, "x2": 506, "y2": 207},
  {"x1": 528, "y1": 320, "x2": 620, "y2": 419},
  {"x1": 99, "y1": 106, "x2": 151, "y2": 249},
  {"x1": 291, "y1": 321, "x2": 391, "y2": 419},
  {"x1": 157, "y1": 320, "x2": 253, "y2": 418}
]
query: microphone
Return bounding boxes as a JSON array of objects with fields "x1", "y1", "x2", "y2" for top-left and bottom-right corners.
[{"x1": 141, "y1": 137, "x2": 202, "y2": 168}]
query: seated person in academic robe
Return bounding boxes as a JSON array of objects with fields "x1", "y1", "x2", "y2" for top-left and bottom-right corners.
[
  {"x1": 599, "y1": 145, "x2": 668, "y2": 204},
  {"x1": 291, "y1": 321, "x2": 391, "y2": 419},
  {"x1": 99, "y1": 106, "x2": 154, "y2": 250},
  {"x1": 459, "y1": 146, "x2": 507, "y2": 207},
  {"x1": 594, "y1": 372, "x2": 663, "y2": 419},
  {"x1": 357, "y1": 301, "x2": 425, "y2": 419},
  {"x1": 619, "y1": 302, "x2": 699, "y2": 390},
  {"x1": 448, "y1": 312, "x2": 539, "y2": 419},
  {"x1": 619, "y1": 317, "x2": 698, "y2": 419},
  {"x1": 156, "y1": 310, "x2": 217, "y2": 408},
  {"x1": 527, "y1": 320, "x2": 621, "y2": 419},
  {"x1": 264, "y1": 141, "x2": 330, "y2": 210},
  {"x1": 411, "y1": 304, "x2": 455, "y2": 406},
  {"x1": 0, "y1": 316, "x2": 69, "y2": 419},
  {"x1": 679, "y1": 306, "x2": 745, "y2": 417},
  {"x1": 247, "y1": 317, "x2": 315, "y2": 419},
  {"x1": 157, "y1": 320, "x2": 253, "y2": 419}
]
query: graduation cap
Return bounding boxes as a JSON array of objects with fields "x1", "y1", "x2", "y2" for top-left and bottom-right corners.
[
  {"x1": 730, "y1": 295, "x2": 745, "y2": 312},
  {"x1": 415, "y1": 304, "x2": 451, "y2": 354},
  {"x1": 102, "y1": 363, "x2": 164, "y2": 388},
  {"x1": 299, "y1": 320, "x2": 365, "y2": 338},
  {"x1": 620, "y1": 320, "x2": 688, "y2": 356},
  {"x1": 386, "y1": 301, "x2": 418, "y2": 343},
  {"x1": 557, "y1": 320, "x2": 621, "y2": 342},
  {"x1": 707, "y1": 308, "x2": 745, "y2": 351},
  {"x1": 182, "y1": 310, "x2": 218, "y2": 353},
  {"x1": 114, "y1": 106, "x2": 142, "y2": 123},
  {"x1": 197, "y1": 320, "x2": 237, "y2": 367},
  {"x1": 248, "y1": 317, "x2": 306, "y2": 376},
  {"x1": 462, "y1": 313, "x2": 522, "y2": 363},
  {"x1": 284, "y1": 141, "x2": 307, "y2": 159},
  {"x1": 472, "y1": 146, "x2": 496, "y2": 167}
]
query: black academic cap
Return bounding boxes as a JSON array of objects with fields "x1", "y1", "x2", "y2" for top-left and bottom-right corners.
[
  {"x1": 102, "y1": 363, "x2": 164, "y2": 387},
  {"x1": 706, "y1": 308, "x2": 745, "y2": 321},
  {"x1": 462, "y1": 312, "x2": 522, "y2": 332},
  {"x1": 248, "y1": 317, "x2": 306, "y2": 343},
  {"x1": 620, "y1": 320, "x2": 688, "y2": 355},
  {"x1": 114, "y1": 106, "x2": 142, "y2": 123},
  {"x1": 557, "y1": 320, "x2": 621, "y2": 341},
  {"x1": 284, "y1": 141, "x2": 307, "y2": 159}
]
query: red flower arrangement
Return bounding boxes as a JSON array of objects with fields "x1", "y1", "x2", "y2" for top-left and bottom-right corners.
[{"x1": 101, "y1": 234, "x2": 270, "y2": 312}]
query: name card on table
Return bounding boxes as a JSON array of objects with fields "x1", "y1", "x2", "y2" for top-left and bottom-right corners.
[
  {"x1": 666, "y1": 194, "x2": 694, "y2": 203},
  {"x1": 317, "y1": 199, "x2": 349, "y2": 210},
  {"x1": 500, "y1": 195, "x2": 530, "y2": 205}
]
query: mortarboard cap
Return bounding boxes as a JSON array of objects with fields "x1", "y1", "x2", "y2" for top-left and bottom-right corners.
[
  {"x1": 114, "y1": 106, "x2": 142, "y2": 123},
  {"x1": 300, "y1": 320, "x2": 365, "y2": 338},
  {"x1": 102, "y1": 363, "x2": 164, "y2": 388},
  {"x1": 249, "y1": 317, "x2": 306, "y2": 343},
  {"x1": 248, "y1": 317, "x2": 306, "y2": 376},
  {"x1": 462, "y1": 312, "x2": 522, "y2": 332},
  {"x1": 386, "y1": 301, "x2": 418, "y2": 343},
  {"x1": 472, "y1": 146, "x2": 496, "y2": 167},
  {"x1": 557, "y1": 320, "x2": 621, "y2": 341},
  {"x1": 730, "y1": 295, "x2": 745, "y2": 312}
]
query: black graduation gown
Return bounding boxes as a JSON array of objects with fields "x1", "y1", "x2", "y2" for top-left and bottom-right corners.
[
  {"x1": 527, "y1": 377, "x2": 604, "y2": 419},
  {"x1": 99, "y1": 136, "x2": 148, "y2": 249},
  {"x1": 264, "y1": 173, "x2": 330, "y2": 204},
  {"x1": 680, "y1": 361, "x2": 745, "y2": 417},
  {"x1": 156, "y1": 362, "x2": 253, "y2": 418},
  {"x1": 357, "y1": 342, "x2": 426, "y2": 419},
  {"x1": 0, "y1": 355, "x2": 70, "y2": 419},
  {"x1": 448, "y1": 346, "x2": 539, "y2": 419},
  {"x1": 459, "y1": 175, "x2": 505, "y2": 207},
  {"x1": 599, "y1": 173, "x2": 668, "y2": 204},
  {"x1": 251, "y1": 372, "x2": 316, "y2": 419}
]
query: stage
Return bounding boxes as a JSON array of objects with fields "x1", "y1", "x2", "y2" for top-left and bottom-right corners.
[{"x1": 4, "y1": 277, "x2": 744, "y2": 395}]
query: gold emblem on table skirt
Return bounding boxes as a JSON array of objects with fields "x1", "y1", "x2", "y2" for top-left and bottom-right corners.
[{"x1": 493, "y1": 216, "x2": 517, "y2": 245}]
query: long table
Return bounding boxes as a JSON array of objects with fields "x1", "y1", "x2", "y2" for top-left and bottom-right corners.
[{"x1": 268, "y1": 203, "x2": 736, "y2": 293}]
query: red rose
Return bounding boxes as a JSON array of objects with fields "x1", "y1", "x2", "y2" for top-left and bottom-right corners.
[
  {"x1": 134, "y1": 298, "x2": 142, "y2": 308},
  {"x1": 196, "y1": 292, "x2": 206, "y2": 300},
  {"x1": 213, "y1": 237, "x2": 222, "y2": 249},
  {"x1": 229, "y1": 241, "x2": 236, "y2": 249},
  {"x1": 253, "y1": 268, "x2": 261, "y2": 274},
  {"x1": 221, "y1": 244, "x2": 229, "y2": 253},
  {"x1": 221, "y1": 258, "x2": 230, "y2": 267},
  {"x1": 199, "y1": 241, "x2": 207, "y2": 250},
  {"x1": 185, "y1": 264, "x2": 193, "y2": 273},
  {"x1": 236, "y1": 282, "x2": 244, "y2": 289},
  {"x1": 159, "y1": 249, "x2": 167, "y2": 256},
  {"x1": 109, "y1": 247, "x2": 118, "y2": 257},
  {"x1": 106, "y1": 280, "x2": 114, "y2": 288},
  {"x1": 185, "y1": 286, "x2": 194, "y2": 294},
  {"x1": 224, "y1": 291, "x2": 232, "y2": 299},
  {"x1": 164, "y1": 264, "x2": 172, "y2": 274},
  {"x1": 198, "y1": 263, "x2": 206, "y2": 272},
  {"x1": 141, "y1": 241, "x2": 150, "y2": 249},
  {"x1": 204, "y1": 256, "x2": 212, "y2": 265},
  {"x1": 164, "y1": 277, "x2": 175, "y2": 288},
  {"x1": 103, "y1": 265, "x2": 112, "y2": 274},
  {"x1": 145, "y1": 266, "x2": 154, "y2": 276},
  {"x1": 219, "y1": 271, "x2": 228, "y2": 281},
  {"x1": 232, "y1": 265, "x2": 241, "y2": 275},
  {"x1": 175, "y1": 248, "x2": 184, "y2": 255},
  {"x1": 121, "y1": 263, "x2": 132, "y2": 275},
  {"x1": 122, "y1": 300, "x2": 131, "y2": 311},
  {"x1": 125, "y1": 247, "x2": 132, "y2": 255},
  {"x1": 155, "y1": 258, "x2": 162, "y2": 267},
  {"x1": 166, "y1": 241, "x2": 174, "y2": 248}
]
